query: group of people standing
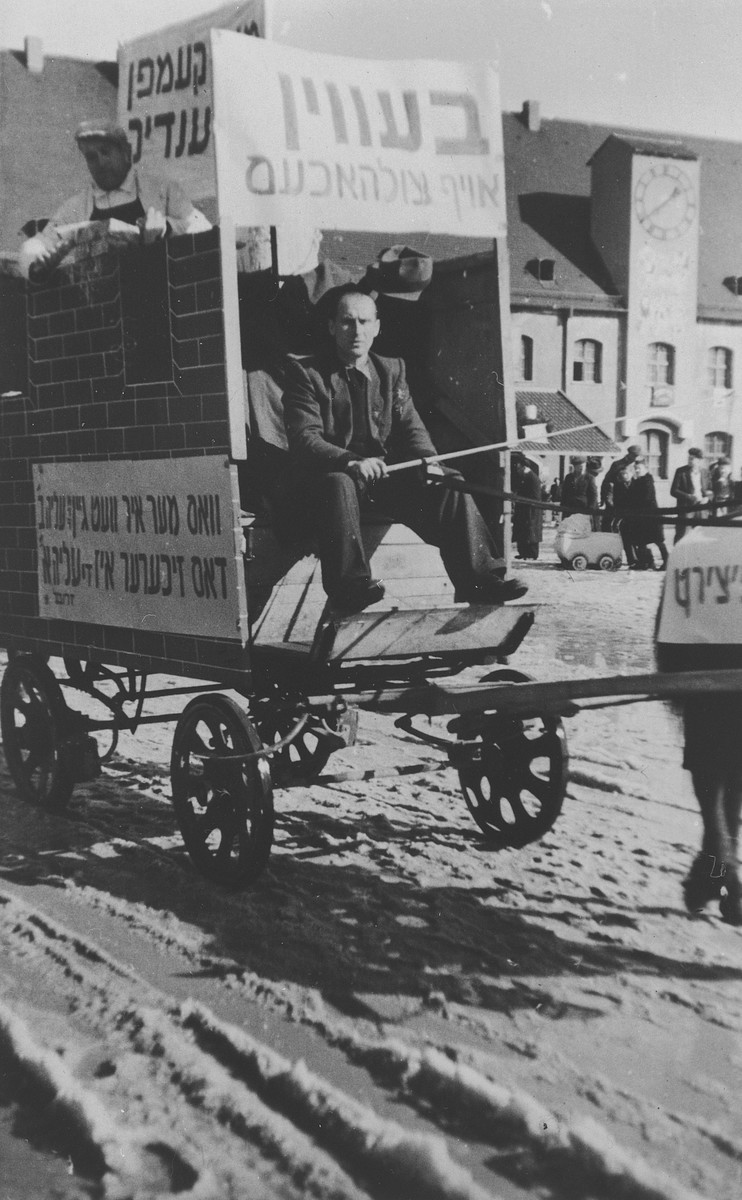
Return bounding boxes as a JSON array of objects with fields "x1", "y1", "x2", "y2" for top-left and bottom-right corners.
[
  {"x1": 511, "y1": 443, "x2": 738, "y2": 568},
  {"x1": 601, "y1": 446, "x2": 667, "y2": 569}
]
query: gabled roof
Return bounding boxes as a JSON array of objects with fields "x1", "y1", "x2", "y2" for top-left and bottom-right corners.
[
  {"x1": 588, "y1": 133, "x2": 697, "y2": 164},
  {"x1": 503, "y1": 110, "x2": 742, "y2": 320},
  {"x1": 0, "y1": 50, "x2": 118, "y2": 253},
  {"x1": 516, "y1": 391, "x2": 619, "y2": 454}
]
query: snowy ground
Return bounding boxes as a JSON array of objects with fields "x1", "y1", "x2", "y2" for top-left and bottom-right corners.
[{"x1": 1, "y1": 531, "x2": 740, "y2": 1200}]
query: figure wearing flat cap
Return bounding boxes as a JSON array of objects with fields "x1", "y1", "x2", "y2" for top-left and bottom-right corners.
[
  {"x1": 560, "y1": 456, "x2": 598, "y2": 521},
  {"x1": 281, "y1": 279, "x2": 527, "y2": 614},
  {"x1": 19, "y1": 120, "x2": 211, "y2": 280}
]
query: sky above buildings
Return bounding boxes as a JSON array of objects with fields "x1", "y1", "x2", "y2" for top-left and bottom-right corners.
[{"x1": 1, "y1": 0, "x2": 741, "y2": 142}]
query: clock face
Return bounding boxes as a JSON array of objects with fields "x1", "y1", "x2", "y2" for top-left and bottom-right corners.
[{"x1": 634, "y1": 161, "x2": 697, "y2": 240}]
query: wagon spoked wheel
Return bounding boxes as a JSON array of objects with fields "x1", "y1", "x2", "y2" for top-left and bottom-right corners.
[
  {"x1": 0, "y1": 656, "x2": 75, "y2": 808},
  {"x1": 255, "y1": 710, "x2": 335, "y2": 787},
  {"x1": 170, "y1": 694, "x2": 274, "y2": 887},
  {"x1": 454, "y1": 714, "x2": 568, "y2": 849}
]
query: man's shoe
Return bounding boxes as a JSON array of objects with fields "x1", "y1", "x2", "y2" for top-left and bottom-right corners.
[
  {"x1": 454, "y1": 575, "x2": 528, "y2": 604},
  {"x1": 330, "y1": 578, "x2": 386, "y2": 615}
]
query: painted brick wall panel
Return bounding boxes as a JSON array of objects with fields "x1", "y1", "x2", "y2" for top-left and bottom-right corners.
[
  {"x1": 63, "y1": 331, "x2": 92, "y2": 357},
  {"x1": 185, "y1": 422, "x2": 227, "y2": 449},
  {"x1": 154, "y1": 425, "x2": 187, "y2": 452},
  {"x1": 197, "y1": 279, "x2": 222, "y2": 310},
  {"x1": 172, "y1": 310, "x2": 222, "y2": 341},
  {"x1": 173, "y1": 364, "x2": 226, "y2": 396},
  {"x1": 172, "y1": 339, "x2": 200, "y2": 369},
  {"x1": 134, "y1": 396, "x2": 169, "y2": 425},
  {"x1": 50, "y1": 357, "x2": 79, "y2": 383},
  {"x1": 1, "y1": 231, "x2": 240, "y2": 684},
  {"x1": 35, "y1": 334, "x2": 65, "y2": 360},
  {"x1": 169, "y1": 249, "x2": 221, "y2": 289},
  {"x1": 63, "y1": 380, "x2": 93, "y2": 406},
  {"x1": 52, "y1": 406, "x2": 81, "y2": 432},
  {"x1": 48, "y1": 310, "x2": 76, "y2": 336},
  {"x1": 169, "y1": 284, "x2": 198, "y2": 315},
  {"x1": 95, "y1": 428, "x2": 125, "y2": 455}
]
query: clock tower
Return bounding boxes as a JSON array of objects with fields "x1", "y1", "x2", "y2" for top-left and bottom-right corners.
[{"x1": 590, "y1": 134, "x2": 700, "y2": 441}]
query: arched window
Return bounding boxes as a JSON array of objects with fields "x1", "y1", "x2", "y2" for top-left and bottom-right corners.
[
  {"x1": 519, "y1": 335, "x2": 534, "y2": 382},
  {"x1": 704, "y1": 431, "x2": 733, "y2": 462},
  {"x1": 707, "y1": 346, "x2": 732, "y2": 390},
  {"x1": 641, "y1": 428, "x2": 669, "y2": 480},
  {"x1": 573, "y1": 339, "x2": 602, "y2": 383},
  {"x1": 647, "y1": 342, "x2": 675, "y2": 386}
]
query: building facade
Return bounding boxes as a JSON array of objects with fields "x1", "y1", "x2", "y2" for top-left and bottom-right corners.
[{"x1": 505, "y1": 102, "x2": 742, "y2": 500}]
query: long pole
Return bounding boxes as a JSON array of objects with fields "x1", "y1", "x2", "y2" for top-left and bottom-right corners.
[{"x1": 385, "y1": 418, "x2": 619, "y2": 474}]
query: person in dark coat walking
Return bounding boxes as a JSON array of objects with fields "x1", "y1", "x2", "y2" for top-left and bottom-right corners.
[
  {"x1": 600, "y1": 444, "x2": 642, "y2": 531},
  {"x1": 670, "y1": 447, "x2": 712, "y2": 542},
  {"x1": 627, "y1": 457, "x2": 668, "y2": 569},
  {"x1": 612, "y1": 462, "x2": 638, "y2": 567},
  {"x1": 711, "y1": 455, "x2": 734, "y2": 516},
  {"x1": 560, "y1": 456, "x2": 598, "y2": 525},
  {"x1": 511, "y1": 455, "x2": 543, "y2": 560}
]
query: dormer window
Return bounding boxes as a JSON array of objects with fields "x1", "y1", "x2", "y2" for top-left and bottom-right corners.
[{"x1": 537, "y1": 257, "x2": 555, "y2": 283}]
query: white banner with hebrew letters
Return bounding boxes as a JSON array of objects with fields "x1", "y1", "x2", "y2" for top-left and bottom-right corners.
[
  {"x1": 211, "y1": 30, "x2": 506, "y2": 237},
  {"x1": 657, "y1": 526, "x2": 742, "y2": 645},
  {"x1": 118, "y1": 2, "x2": 268, "y2": 204},
  {"x1": 35, "y1": 458, "x2": 248, "y2": 642}
]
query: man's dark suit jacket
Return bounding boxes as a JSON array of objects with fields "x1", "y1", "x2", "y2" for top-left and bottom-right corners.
[
  {"x1": 670, "y1": 464, "x2": 710, "y2": 509},
  {"x1": 282, "y1": 350, "x2": 436, "y2": 472}
]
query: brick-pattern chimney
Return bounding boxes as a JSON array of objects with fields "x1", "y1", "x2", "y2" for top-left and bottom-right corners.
[{"x1": 25, "y1": 37, "x2": 44, "y2": 74}]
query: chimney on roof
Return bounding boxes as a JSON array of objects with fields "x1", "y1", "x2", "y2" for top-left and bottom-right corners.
[
  {"x1": 25, "y1": 37, "x2": 44, "y2": 74},
  {"x1": 522, "y1": 100, "x2": 541, "y2": 132}
]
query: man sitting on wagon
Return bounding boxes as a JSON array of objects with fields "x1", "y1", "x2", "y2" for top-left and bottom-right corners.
[
  {"x1": 281, "y1": 275, "x2": 527, "y2": 615},
  {"x1": 19, "y1": 119, "x2": 211, "y2": 281}
]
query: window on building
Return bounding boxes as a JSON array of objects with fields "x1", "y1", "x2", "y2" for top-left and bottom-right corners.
[
  {"x1": 647, "y1": 342, "x2": 675, "y2": 387},
  {"x1": 519, "y1": 335, "x2": 533, "y2": 381},
  {"x1": 704, "y1": 431, "x2": 733, "y2": 463},
  {"x1": 573, "y1": 339, "x2": 602, "y2": 383},
  {"x1": 537, "y1": 258, "x2": 555, "y2": 282},
  {"x1": 707, "y1": 346, "x2": 732, "y2": 390},
  {"x1": 642, "y1": 428, "x2": 669, "y2": 480}
]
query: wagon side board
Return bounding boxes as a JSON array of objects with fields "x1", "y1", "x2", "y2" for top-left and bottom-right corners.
[{"x1": 0, "y1": 230, "x2": 251, "y2": 686}]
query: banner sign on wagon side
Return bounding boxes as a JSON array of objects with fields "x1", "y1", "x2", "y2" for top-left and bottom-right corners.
[
  {"x1": 118, "y1": 1, "x2": 268, "y2": 205},
  {"x1": 657, "y1": 524, "x2": 742, "y2": 646},
  {"x1": 34, "y1": 458, "x2": 248, "y2": 643},
  {"x1": 211, "y1": 30, "x2": 506, "y2": 238}
]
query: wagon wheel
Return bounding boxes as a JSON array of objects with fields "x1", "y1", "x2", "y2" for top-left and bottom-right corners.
[
  {"x1": 170, "y1": 694, "x2": 273, "y2": 887},
  {"x1": 451, "y1": 712, "x2": 568, "y2": 849},
  {"x1": 598, "y1": 553, "x2": 617, "y2": 572},
  {"x1": 0, "y1": 656, "x2": 75, "y2": 808},
  {"x1": 570, "y1": 553, "x2": 588, "y2": 571},
  {"x1": 254, "y1": 708, "x2": 336, "y2": 786}
]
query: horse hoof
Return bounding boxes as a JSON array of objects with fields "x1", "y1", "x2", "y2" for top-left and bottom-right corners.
[
  {"x1": 683, "y1": 866, "x2": 721, "y2": 913},
  {"x1": 719, "y1": 889, "x2": 742, "y2": 926}
]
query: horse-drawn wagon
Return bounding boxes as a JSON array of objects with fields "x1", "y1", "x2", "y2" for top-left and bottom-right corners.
[{"x1": 1, "y1": 32, "x2": 738, "y2": 915}]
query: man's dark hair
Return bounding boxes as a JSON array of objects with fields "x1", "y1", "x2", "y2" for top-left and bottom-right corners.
[{"x1": 322, "y1": 284, "x2": 377, "y2": 321}]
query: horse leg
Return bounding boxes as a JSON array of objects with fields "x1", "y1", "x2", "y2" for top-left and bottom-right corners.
[
  {"x1": 719, "y1": 768, "x2": 742, "y2": 926},
  {"x1": 684, "y1": 768, "x2": 726, "y2": 912}
]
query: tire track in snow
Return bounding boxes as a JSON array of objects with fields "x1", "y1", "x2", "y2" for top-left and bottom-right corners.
[{"x1": 0, "y1": 885, "x2": 712, "y2": 1200}]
